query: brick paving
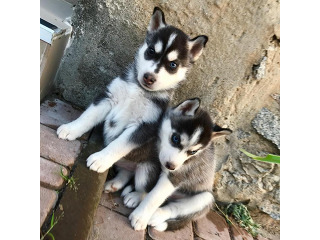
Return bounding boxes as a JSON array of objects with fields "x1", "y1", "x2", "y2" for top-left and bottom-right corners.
[
  {"x1": 40, "y1": 97, "x2": 272, "y2": 240},
  {"x1": 40, "y1": 186, "x2": 58, "y2": 227},
  {"x1": 89, "y1": 190, "x2": 268, "y2": 240},
  {"x1": 40, "y1": 98, "x2": 89, "y2": 229},
  {"x1": 231, "y1": 224, "x2": 254, "y2": 240},
  {"x1": 40, "y1": 124, "x2": 82, "y2": 167},
  {"x1": 40, "y1": 157, "x2": 69, "y2": 190},
  {"x1": 99, "y1": 191, "x2": 133, "y2": 217},
  {"x1": 88, "y1": 205, "x2": 145, "y2": 240},
  {"x1": 148, "y1": 223, "x2": 193, "y2": 240},
  {"x1": 193, "y1": 210, "x2": 231, "y2": 240},
  {"x1": 40, "y1": 98, "x2": 90, "y2": 140}
]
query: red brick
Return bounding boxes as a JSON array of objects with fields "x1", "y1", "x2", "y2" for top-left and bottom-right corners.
[
  {"x1": 88, "y1": 205, "x2": 145, "y2": 240},
  {"x1": 40, "y1": 98, "x2": 81, "y2": 129},
  {"x1": 40, "y1": 157, "x2": 69, "y2": 190},
  {"x1": 230, "y1": 223, "x2": 254, "y2": 240},
  {"x1": 40, "y1": 186, "x2": 58, "y2": 227},
  {"x1": 99, "y1": 191, "x2": 133, "y2": 217},
  {"x1": 40, "y1": 98, "x2": 90, "y2": 140},
  {"x1": 148, "y1": 222, "x2": 193, "y2": 240},
  {"x1": 40, "y1": 124, "x2": 81, "y2": 167},
  {"x1": 255, "y1": 235, "x2": 269, "y2": 240},
  {"x1": 193, "y1": 211, "x2": 231, "y2": 240}
]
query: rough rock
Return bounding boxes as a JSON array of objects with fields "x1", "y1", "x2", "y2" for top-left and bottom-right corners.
[{"x1": 252, "y1": 108, "x2": 280, "y2": 149}]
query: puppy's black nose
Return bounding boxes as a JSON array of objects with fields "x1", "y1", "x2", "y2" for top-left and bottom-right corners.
[
  {"x1": 143, "y1": 73, "x2": 156, "y2": 85},
  {"x1": 165, "y1": 162, "x2": 175, "y2": 171}
]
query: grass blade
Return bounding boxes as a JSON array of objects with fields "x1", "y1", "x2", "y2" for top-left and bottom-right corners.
[
  {"x1": 240, "y1": 149, "x2": 280, "y2": 164},
  {"x1": 50, "y1": 212, "x2": 54, "y2": 227},
  {"x1": 48, "y1": 232, "x2": 55, "y2": 240}
]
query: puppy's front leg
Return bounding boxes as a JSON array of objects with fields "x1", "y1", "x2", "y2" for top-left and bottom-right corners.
[
  {"x1": 129, "y1": 174, "x2": 176, "y2": 231},
  {"x1": 57, "y1": 98, "x2": 111, "y2": 140},
  {"x1": 86, "y1": 125, "x2": 139, "y2": 173}
]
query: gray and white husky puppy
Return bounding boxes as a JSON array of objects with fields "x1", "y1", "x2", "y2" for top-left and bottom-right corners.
[
  {"x1": 56, "y1": 7, "x2": 208, "y2": 175},
  {"x1": 121, "y1": 98, "x2": 232, "y2": 231}
]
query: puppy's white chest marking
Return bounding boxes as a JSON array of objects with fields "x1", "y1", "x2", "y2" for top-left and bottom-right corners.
[{"x1": 103, "y1": 78, "x2": 161, "y2": 142}]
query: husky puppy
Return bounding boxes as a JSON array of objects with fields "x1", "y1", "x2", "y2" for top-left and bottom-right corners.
[
  {"x1": 125, "y1": 98, "x2": 232, "y2": 231},
  {"x1": 56, "y1": 7, "x2": 208, "y2": 177}
]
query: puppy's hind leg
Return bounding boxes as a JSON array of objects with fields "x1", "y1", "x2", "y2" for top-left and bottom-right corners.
[
  {"x1": 104, "y1": 167, "x2": 134, "y2": 193},
  {"x1": 123, "y1": 162, "x2": 158, "y2": 209},
  {"x1": 148, "y1": 191, "x2": 214, "y2": 231}
]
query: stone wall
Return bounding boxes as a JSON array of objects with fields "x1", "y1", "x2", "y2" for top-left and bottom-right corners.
[{"x1": 54, "y1": 0, "x2": 280, "y2": 220}]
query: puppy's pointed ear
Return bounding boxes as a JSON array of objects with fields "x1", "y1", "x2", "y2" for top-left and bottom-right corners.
[
  {"x1": 188, "y1": 35, "x2": 208, "y2": 63},
  {"x1": 148, "y1": 7, "x2": 166, "y2": 32},
  {"x1": 212, "y1": 124, "x2": 232, "y2": 139},
  {"x1": 172, "y1": 98, "x2": 201, "y2": 116}
]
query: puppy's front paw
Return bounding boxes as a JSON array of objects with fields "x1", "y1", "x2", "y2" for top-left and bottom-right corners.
[
  {"x1": 57, "y1": 123, "x2": 81, "y2": 140},
  {"x1": 129, "y1": 208, "x2": 150, "y2": 231},
  {"x1": 86, "y1": 152, "x2": 111, "y2": 173},
  {"x1": 123, "y1": 191, "x2": 143, "y2": 208},
  {"x1": 148, "y1": 208, "x2": 171, "y2": 228}
]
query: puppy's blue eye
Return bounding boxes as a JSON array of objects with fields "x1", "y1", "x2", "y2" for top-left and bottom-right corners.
[
  {"x1": 148, "y1": 47, "x2": 155, "y2": 55},
  {"x1": 187, "y1": 150, "x2": 198, "y2": 155},
  {"x1": 171, "y1": 133, "x2": 180, "y2": 145},
  {"x1": 169, "y1": 61, "x2": 177, "y2": 69}
]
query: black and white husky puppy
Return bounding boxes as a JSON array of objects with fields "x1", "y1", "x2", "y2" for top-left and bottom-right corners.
[
  {"x1": 123, "y1": 98, "x2": 232, "y2": 231},
  {"x1": 56, "y1": 7, "x2": 208, "y2": 175}
]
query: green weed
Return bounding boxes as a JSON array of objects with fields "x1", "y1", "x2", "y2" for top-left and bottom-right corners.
[
  {"x1": 40, "y1": 211, "x2": 64, "y2": 240},
  {"x1": 240, "y1": 149, "x2": 280, "y2": 164},
  {"x1": 216, "y1": 202, "x2": 260, "y2": 237},
  {"x1": 59, "y1": 168, "x2": 79, "y2": 192}
]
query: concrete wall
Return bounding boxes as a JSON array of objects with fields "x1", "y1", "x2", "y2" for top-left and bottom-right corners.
[{"x1": 54, "y1": 0, "x2": 280, "y2": 220}]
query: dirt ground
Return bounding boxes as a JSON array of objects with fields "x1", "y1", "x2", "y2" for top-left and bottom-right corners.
[{"x1": 251, "y1": 209, "x2": 280, "y2": 240}]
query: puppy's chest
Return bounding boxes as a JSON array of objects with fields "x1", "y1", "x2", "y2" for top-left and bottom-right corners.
[{"x1": 104, "y1": 81, "x2": 161, "y2": 140}]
